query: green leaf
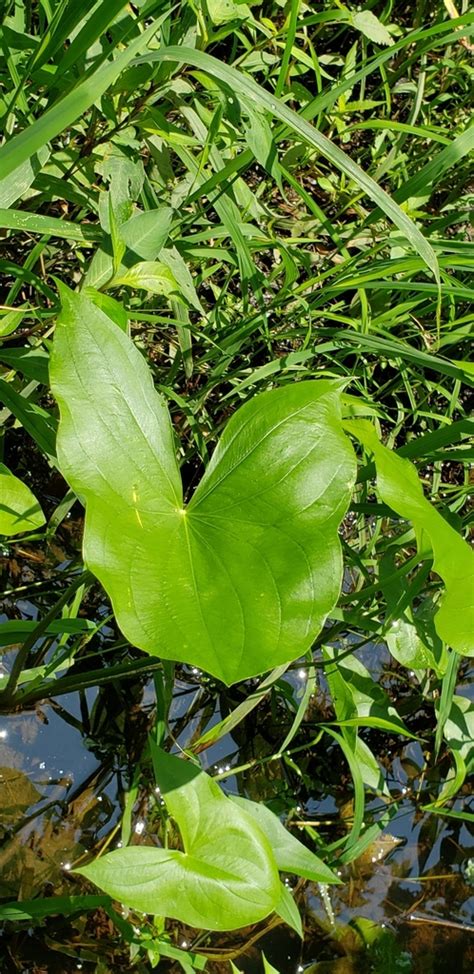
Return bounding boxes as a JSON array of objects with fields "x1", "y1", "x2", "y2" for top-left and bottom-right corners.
[
  {"x1": 207, "y1": 0, "x2": 251, "y2": 25},
  {"x1": 380, "y1": 552, "x2": 443, "y2": 673},
  {"x1": 97, "y1": 138, "x2": 143, "y2": 233},
  {"x1": 354, "y1": 738, "x2": 390, "y2": 797},
  {"x1": 392, "y1": 126, "x2": 474, "y2": 207},
  {"x1": 274, "y1": 882, "x2": 303, "y2": 938},
  {"x1": 385, "y1": 616, "x2": 434, "y2": 671},
  {"x1": 323, "y1": 645, "x2": 390, "y2": 793},
  {"x1": 324, "y1": 648, "x2": 410, "y2": 737},
  {"x1": 0, "y1": 307, "x2": 28, "y2": 338},
  {"x1": 0, "y1": 208, "x2": 102, "y2": 242},
  {"x1": 434, "y1": 694, "x2": 473, "y2": 803},
  {"x1": 141, "y1": 106, "x2": 200, "y2": 146},
  {"x1": 435, "y1": 650, "x2": 459, "y2": 757},
  {"x1": 76, "y1": 748, "x2": 280, "y2": 930},
  {"x1": 345, "y1": 420, "x2": 474, "y2": 657},
  {"x1": 111, "y1": 261, "x2": 178, "y2": 297},
  {"x1": 0, "y1": 21, "x2": 162, "y2": 182},
  {"x1": 160, "y1": 247, "x2": 204, "y2": 313},
  {"x1": 0, "y1": 346, "x2": 50, "y2": 385},
  {"x1": 119, "y1": 207, "x2": 174, "y2": 261},
  {"x1": 84, "y1": 288, "x2": 129, "y2": 332},
  {"x1": 262, "y1": 956, "x2": 283, "y2": 974},
  {"x1": 50, "y1": 286, "x2": 356, "y2": 684},
  {"x1": 108, "y1": 193, "x2": 126, "y2": 276},
  {"x1": 242, "y1": 102, "x2": 282, "y2": 188},
  {"x1": 0, "y1": 895, "x2": 109, "y2": 921},
  {"x1": 324, "y1": 644, "x2": 357, "y2": 748},
  {"x1": 0, "y1": 147, "x2": 50, "y2": 208},
  {"x1": 135, "y1": 47, "x2": 439, "y2": 281},
  {"x1": 81, "y1": 208, "x2": 174, "y2": 295},
  {"x1": 0, "y1": 377, "x2": 57, "y2": 459},
  {"x1": 0, "y1": 618, "x2": 95, "y2": 648},
  {"x1": 231, "y1": 796, "x2": 339, "y2": 884},
  {"x1": 0, "y1": 463, "x2": 45, "y2": 536},
  {"x1": 442, "y1": 695, "x2": 474, "y2": 772},
  {"x1": 44, "y1": 0, "x2": 132, "y2": 85},
  {"x1": 351, "y1": 11, "x2": 394, "y2": 47},
  {"x1": 192, "y1": 665, "x2": 289, "y2": 750}
]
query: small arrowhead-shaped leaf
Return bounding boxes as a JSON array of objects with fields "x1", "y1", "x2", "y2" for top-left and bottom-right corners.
[
  {"x1": 76, "y1": 749, "x2": 280, "y2": 930},
  {"x1": 379, "y1": 551, "x2": 443, "y2": 672},
  {"x1": 0, "y1": 463, "x2": 45, "y2": 536},
  {"x1": 51, "y1": 285, "x2": 356, "y2": 684},
  {"x1": 385, "y1": 617, "x2": 434, "y2": 670}
]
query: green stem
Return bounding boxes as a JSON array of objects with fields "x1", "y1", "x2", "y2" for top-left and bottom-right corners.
[
  {"x1": 275, "y1": 0, "x2": 300, "y2": 99},
  {"x1": 15, "y1": 655, "x2": 163, "y2": 707}
]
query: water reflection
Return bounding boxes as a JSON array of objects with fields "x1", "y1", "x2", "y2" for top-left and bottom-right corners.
[{"x1": 0, "y1": 543, "x2": 472, "y2": 972}]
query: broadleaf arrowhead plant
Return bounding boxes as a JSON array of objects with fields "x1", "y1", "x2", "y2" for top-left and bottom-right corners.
[
  {"x1": 50, "y1": 284, "x2": 357, "y2": 684},
  {"x1": 76, "y1": 747, "x2": 281, "y2": 930},
  {"x1": 76, "y1": 745, "x2": 341, "y2": 931}
]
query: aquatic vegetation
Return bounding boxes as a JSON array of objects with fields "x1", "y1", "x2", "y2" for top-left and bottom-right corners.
[{"x1": 0, "y1": 0, "x2": 472, "y2": 970}]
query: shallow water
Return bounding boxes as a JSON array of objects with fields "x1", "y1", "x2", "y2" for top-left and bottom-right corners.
[
  {"x1": 0, "y1": 540, "x2": 473, "y2": 973},
  {"x1": 0, "y1": 667, "x2": 472, "y2": 973}
]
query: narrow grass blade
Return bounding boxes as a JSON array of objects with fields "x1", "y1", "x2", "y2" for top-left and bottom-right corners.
[
  {"x1": 0, "y1": 21, "x2": 161, "y2": 181},
  {"x1": 138, "y1": 47, "x2": 440, "y2": 280}
]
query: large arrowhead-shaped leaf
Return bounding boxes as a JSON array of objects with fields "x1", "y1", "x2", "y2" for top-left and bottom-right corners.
[
  {"x1": 76, "y1": 748, "x2": 280, "y2": 930},
  {"x1": 50, "y1": 285, "x2": 356, "y2": 684}
]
